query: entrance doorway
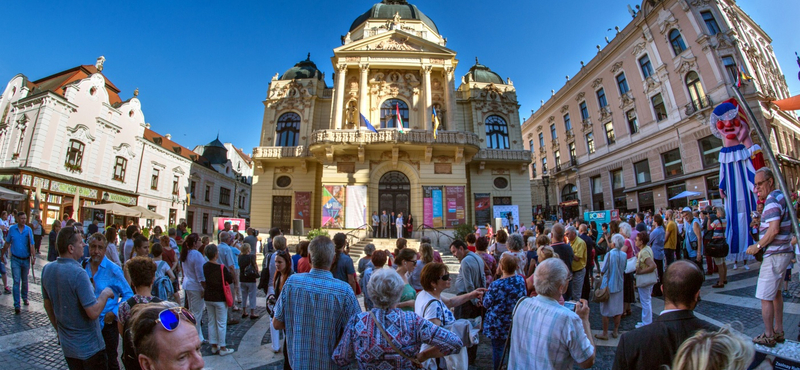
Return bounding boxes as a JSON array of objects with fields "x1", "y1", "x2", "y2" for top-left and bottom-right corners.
[
  {"x1": 272, "y1": 196, "x2": 292, "y2": 233},
  {"x1": 378, "y1": 171, "x2": 410, "y2": 218}
]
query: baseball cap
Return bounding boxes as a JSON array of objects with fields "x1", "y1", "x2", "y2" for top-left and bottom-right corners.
[{"x1": 682, "y1": 207, "x2": 692, "y2": 213}]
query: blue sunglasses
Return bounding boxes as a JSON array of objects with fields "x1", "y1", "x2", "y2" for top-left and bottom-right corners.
[{"x1": 155, "y1": 307, "x2": 196, "y2": 331}]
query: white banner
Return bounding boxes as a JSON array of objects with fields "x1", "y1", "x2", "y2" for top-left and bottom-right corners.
[
  {"x1": 493, "y1": 205, "x2": 520, "y2": 230},
  {"x1": 345, "y1": 185, "x2": 367, "y2": 229}
]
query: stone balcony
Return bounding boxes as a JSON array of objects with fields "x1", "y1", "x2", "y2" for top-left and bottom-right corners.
[
  {"x1": 473, "y1": 149, "x2": 532, "y2": 163},
  {"x1": 310, "y1": 129, "x2": 481, "y2": 147},
  {"x1": 252, "y1": 146, "x2": 309, "y2": 159}
]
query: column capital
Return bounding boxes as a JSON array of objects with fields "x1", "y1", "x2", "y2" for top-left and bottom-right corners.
[
  {"x1": 337, "y1": 64, "x2": 348, "y2": 72},
  {"x1": 360, "y1": 64, "x2": 370, "y2": 72},
  {"x1": 423, "y1": 65, "x2": 433, "y2": 74}
]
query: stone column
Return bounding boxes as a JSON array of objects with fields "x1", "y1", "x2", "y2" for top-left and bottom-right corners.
[
  {"x1": 333, "y1": 64, "x2": 347, "y2": 129},
  {"x1": 422, "y1": 65, "x2": 433, "y2": 131},
  {"x1": 444, "y1": 67, "x2": 455, "y2": 131},
  {"x1": 359, "y1": 64, "x2": 370, "y2": 127}
]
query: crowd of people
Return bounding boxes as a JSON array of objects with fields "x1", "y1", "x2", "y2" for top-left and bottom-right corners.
[{"x1": 0, "y1": 165, "x2": 796, "y2": 369}]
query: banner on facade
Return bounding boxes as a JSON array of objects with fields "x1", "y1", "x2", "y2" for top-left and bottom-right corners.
[
  {"x1": 294, "y1": 191, "x2": 312, "y2": 228},
  {"x1": 445, "y1": 186, "x2": 466, "y2": 227},
  {"x1": 493, "y1": 205, "x2": 519, "y2": 230},
  {"x1": 322, "y1": 185, "x2": 346, "y2": 228},
  {"x1": 345, "y1": 185, "x2": 367, "y2": 229},
  {"x1": 423, "y1": 186, "x2": 441, "y2": 228},
  {"x1": 475, "y1": 193, "x2": 491, "y2": 227}
]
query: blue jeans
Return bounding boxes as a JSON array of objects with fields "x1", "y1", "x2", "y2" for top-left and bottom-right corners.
[
  {"x1": 11, "y1": 257, "x2": 29, "y2": 309},
  {"x1": 491, "y1": 337, "x2": 506, "y2": 370}
]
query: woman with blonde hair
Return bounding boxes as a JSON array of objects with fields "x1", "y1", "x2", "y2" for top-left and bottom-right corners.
[
  {"x1": 409, "y1": 243, "x2": 434, "y2": 292},
  {"x1": 671, "y1": 326, "x2": 763, "y2": 370}
]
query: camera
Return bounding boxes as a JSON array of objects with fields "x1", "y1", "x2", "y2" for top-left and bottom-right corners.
[{"x1": 564, "y1": 301, "x2": 580, "y2": 312}]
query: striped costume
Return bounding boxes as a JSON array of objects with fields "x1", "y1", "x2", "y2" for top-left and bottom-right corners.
[{"x1": 718, "y1": 144, "x2": 758, "y2": 262}]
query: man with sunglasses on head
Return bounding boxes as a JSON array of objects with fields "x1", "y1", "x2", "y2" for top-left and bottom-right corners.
[
  {"x1": 129, "y1": 302, "x2": 205, "y2": 370},
  {"x1": 449, "y1": 239, "x2": 486, "y2": 365},
  {"x1": 42, "y1": 227, "x2": 115, "y2": 369}
]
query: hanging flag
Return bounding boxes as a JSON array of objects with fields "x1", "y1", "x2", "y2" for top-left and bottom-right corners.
[
  {"x1": 360, "y1": 113, "x2": 378, "y2": 133},
  {"x1": 187, "y1": 193, "x2": 191, "y2": 207},
  {"x1": 737, "y1": 66, "x2": 752, "y2": 87},
  {"x1": 396, "y1": 103, "x2": 405, "y2": 133},
  {"x1": 432, "y1": 106, "x2": 440, "y2": 140}
]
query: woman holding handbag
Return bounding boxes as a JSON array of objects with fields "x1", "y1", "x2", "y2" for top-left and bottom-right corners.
[
  {"x1": 634, "y1": 232, "x2": 657, "y2": 326},
  {"x1": 202, "y1": 244, "x2": 234, "y2": 356},
  {"x1": 619, "y1": 222, "x2": 636, "y2": 317},
  {"x1": 238, "y1": 243, "x2": 260, "y2": 319},
  {"x1": 596, "y1": 234, "x2": 626, "y2": 341}
]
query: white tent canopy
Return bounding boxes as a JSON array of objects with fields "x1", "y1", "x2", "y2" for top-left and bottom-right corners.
[
  {"x1": 130, "y1": 205, "x2": 165, "y2": 220},
  {"x1": 669, "y1": 190, "x2": 702, "y2": 200},
  {"x1": 0, "y1": 186, "x2": 25, "y2": 201},
  {"x1": 88, "y1": 202, "x2": 142, "y2": 217}
]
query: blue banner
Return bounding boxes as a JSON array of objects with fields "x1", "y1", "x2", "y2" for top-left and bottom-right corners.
[{"x1": 432, "y1": 188, "x2": 443, "y2": 228}]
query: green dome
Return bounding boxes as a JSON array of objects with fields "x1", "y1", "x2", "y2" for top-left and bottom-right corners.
[
  {"x1": 350, "y1": 0, "x2": 439, "y2": 34},
  {"x1": 464, "y1": 58, "x2": 504, "y2": 84},
  {"x1": 280, "y1": 54, "x2": 323, "y2": 81}
]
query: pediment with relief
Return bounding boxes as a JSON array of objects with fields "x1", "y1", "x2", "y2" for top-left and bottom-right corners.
[{"x1": 334, "y1": 30, "x2": 455, "y2": 56}]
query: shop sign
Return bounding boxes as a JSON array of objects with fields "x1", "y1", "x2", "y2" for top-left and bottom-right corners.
[
  {"x1": 49, "y1": 180, "x2": 97, "y2": 198},
  {"x1": 102, "y1": 192, "x2": 137, "y2": 205}
]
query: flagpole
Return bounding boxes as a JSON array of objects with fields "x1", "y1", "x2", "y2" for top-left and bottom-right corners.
[{"x1": 731, "y1": 82, "x2": 800, "y2": 245}]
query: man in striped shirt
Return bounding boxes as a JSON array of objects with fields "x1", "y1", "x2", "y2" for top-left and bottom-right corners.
[{"x1": 748, "y1": 167, "x2": 794, "y2": 347}]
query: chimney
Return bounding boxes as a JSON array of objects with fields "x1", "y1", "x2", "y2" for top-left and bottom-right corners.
[{"x1": 165, "y1": 134, "x2": 172, "y2": 140}]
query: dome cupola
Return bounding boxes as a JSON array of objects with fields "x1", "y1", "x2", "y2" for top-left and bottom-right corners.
[
  {"x1": 280, "y1": 54, "x2": 323, "y2": 81},
  {"x1": 463, "y1": 58, "x2": 504, "y2": 84},
  {"x1": 350, "y1": 0, "x2": 439, "y2": 34}
]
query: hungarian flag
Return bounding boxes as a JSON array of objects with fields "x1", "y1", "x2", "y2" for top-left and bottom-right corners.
[
  {"x1": 432, "y1": 106, "x2": 440, "y2": 139},
  {"x1": 396, "y1": 103, "x2": 405, "y2": 133}
]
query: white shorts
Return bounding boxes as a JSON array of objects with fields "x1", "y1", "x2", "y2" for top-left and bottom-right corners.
[{"x1": 755, "y1": 253, "x2": 793, "y2": 301}]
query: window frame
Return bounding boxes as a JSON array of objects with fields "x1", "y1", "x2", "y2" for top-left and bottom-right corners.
[
  {"x1": 564, "y1": 113, "x2": 572, "y2": 132},
  {"x1": 626, "y1": 109, "x2": 639, "y2": 134},
  {"x1": 701, "y1": 11, "x2": 721, "y2": 35},
  {"x1": 604, "y1": 121, "x2": 616, "y2": 145},
  {"x1": 722, "y1": 56, "x2": 738, "y2": 83},
  {"x1": 172, "y1": 176, "x2": 180, "y2": 196},
  {"x1": 579, "y1": 101, "x2": 589, "y2": 120},
  {"x1": 634, "y1": 159, "x2": 652, "y2": 185},
  {"x1": 112, "y1": 156, "x2": 127, "y2": 182},
  {"x1": 639, "y1": 55, "x2": 654, "y2": 79},
  {"x1": 568, "y1": 142, "x2": 577, "y2": 163},
  {"x1": 616, "y1": 73, "x2": 630, "y2": 95},
  {"x1": 550, "y1": 124, "x2": 557, "y2": 140},
  {"x1": 662, "y1": 148, "x2": 683, "y2": 178},
  {"x1": 205, "y1": 185, "x2": 211, "y2": 202},
  {"x1": 652, "y1": 93, "x2": 668, "y2": 121},
  {"x1": 685, "y1": 71, "x2": 705, "y2": 103},
  {"x1": 539, "y1": 132, "x2": 545, "y2": 149},
  {"x1": 698, "y1": 135, "x2": 723, "y2": 168},
  {"x1": 219, "y1": 187, "x2": 231, "y2": 206},
  {"x1": 275, "y1": 112, "x2": 301, "y2": 147},
  {"x1": 380, "y1": 99, "x2": 410, "y2": 129},
  {"x1": 586, "y1": 132, "x2": 596, "y2": 154},
  {"x1": 531, "y1": 163, "x2": 537, "y2": 178},
  {"x1": 190, "y1": 181, "x2": 196, "y2": 199},
  {"x1": 485, "y1": 115, "x2": 510, "y2": 149},
  {"x1": 65, "y1": 139, "x2": 85, "y2": 169},
  {"x1": 150, "y1": 168, "x2": 160, "y2": 190},
  {"x1": 596, "y1": 88, "x2": 608, "y2": 108},
  {"x1": 529, "y1": 139, "x2": 535, "y2": 151},
  {"x1": 669, "y1": 29, "x2": 687, "y2": 55}
]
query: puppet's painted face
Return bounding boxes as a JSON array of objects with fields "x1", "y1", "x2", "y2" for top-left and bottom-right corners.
[{"x1": 716, "y1": 116, "x2": 749, "y2": 147}]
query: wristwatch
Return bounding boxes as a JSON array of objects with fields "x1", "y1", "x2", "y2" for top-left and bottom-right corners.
[{"x1": 756, "y1": 244, "x2": 762, "y2": 250}]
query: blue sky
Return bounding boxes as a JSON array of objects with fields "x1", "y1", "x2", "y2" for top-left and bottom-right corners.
[{"x1": 1, "y1": 0, "x2": 798, "y2": 153}]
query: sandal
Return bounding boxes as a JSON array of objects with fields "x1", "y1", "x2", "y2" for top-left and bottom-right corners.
[
  {"x1": 774, "y1": 331, "x2": 786, "y2": 343},
  {"x1": 612, "y1": 332, "x2": 619, "y2": 339},
  {"x1": 594, "y1": 334, "x2": 608, "y2": 340},
  {"x1": 241, "y1": 313, "x2": 249, "y2": 319},
  {"x1": 753, "y1": 333, "x2": 776, "y2": 347},
  {"x1": 712, "y1": 283, "x2": 725, "y2": 288},
  {"x1": 250, "y1": 314, "x2": 260, "y2": 319}
]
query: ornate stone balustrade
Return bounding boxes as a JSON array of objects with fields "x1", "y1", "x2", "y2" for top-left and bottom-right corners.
[
  {"x1": 473, "y1": 149, "x2": 532, "y2": 162},
  {"x1": 322, "y1": 89, "x2": 333, "y2": 98},
  {"x1": 310, "y1": 129, "x2": 481, "y2": 147},
  {"x1": 252, "y1": 146, "x2": 308, "y2": 159}
]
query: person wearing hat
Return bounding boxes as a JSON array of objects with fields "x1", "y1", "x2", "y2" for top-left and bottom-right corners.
[
  {"x1": 709, "y1": 98, "x2": 764, "y2": 271},
  {"x1": 681, "y1": 207, "x2": 704, "y2": 272}
]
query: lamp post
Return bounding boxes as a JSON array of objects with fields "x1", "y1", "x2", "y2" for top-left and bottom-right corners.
[{"x1": 542, "y1": 173, "x2": 550, "y2": 221}]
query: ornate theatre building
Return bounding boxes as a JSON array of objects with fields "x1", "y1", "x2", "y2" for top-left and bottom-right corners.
[{"x1": 251, "y1": 0, "x2": 532, "y2": 234}]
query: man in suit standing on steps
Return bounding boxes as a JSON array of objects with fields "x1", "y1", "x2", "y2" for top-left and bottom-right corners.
[{"x1": 380, "y1": 210, "x2": 389, "y2": 238}]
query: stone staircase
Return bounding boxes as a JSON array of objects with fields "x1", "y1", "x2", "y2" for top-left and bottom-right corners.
[{"x1": 349, "y1": 236, "x2": 461, "y2": 274}]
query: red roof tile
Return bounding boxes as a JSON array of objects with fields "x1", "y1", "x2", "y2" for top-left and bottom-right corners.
[
  {"x1": 31, "y1": 65, "x2": 122, "y2": 105},
  {"x1": 143, "y1": 128, "x2": 211, "y2": 166}
]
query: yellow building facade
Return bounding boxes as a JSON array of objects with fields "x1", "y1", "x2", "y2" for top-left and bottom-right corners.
[{"x1": 251, "y1": 0, "x2": 531, "y2": 234}]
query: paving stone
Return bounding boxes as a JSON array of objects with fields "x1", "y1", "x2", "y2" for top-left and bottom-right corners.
[
  {"x1": 694, "y1": 300, "x2": 765, "y2": 332},
  {"x1": 7, "y1": 337, "x2": 68, "y2": 370},
  {"x1": 0, "y1": 308, "x2": 52, "y2": 336},
  {"x1": 199, "y1": 306, "x2": 268, "y2": 355}
]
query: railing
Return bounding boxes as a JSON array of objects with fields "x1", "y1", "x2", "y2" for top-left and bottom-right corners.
[
  {"x1": 555, "y1": 164, "x2": 562, "y2": 172},
  {"x1": 684, "y1": 95, "x2": 712, "y2": 116},
  {"x1": 473, "y1": 149, "x2": 532, "y2": 162},
  {"x1": 311, "y1": 129, "x2": 481, "y2": 147},
  {"x1": 417, "y1": 224, "x2": 455, "y2": 248},
  {"x1": 344, "y1": 224, "x2": 371, "y2": 246},
  {"x1": 570, "y1": 157, "x2": 578, "y2": 167},
  {"x1": 252, "y1": 146, "x2": 308, "y2": 159}
]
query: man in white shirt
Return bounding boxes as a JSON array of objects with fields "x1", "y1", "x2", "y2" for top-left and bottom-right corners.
[{"x1": 396, "y1": 212, "x2": 404, "y2": 239}]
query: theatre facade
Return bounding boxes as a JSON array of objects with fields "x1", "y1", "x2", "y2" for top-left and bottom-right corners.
[{"x1": 251, "y1": 0, "x2": 532, "y2": 234}]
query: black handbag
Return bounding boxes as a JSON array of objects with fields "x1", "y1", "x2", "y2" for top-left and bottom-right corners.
[{"x1": 705, "y1": 238, "x2": 729, "y2": 258}]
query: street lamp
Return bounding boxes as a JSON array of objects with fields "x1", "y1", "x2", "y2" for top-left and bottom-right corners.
[{"x1": 542, "y1": 173, "x2": 550, "y2": 221}]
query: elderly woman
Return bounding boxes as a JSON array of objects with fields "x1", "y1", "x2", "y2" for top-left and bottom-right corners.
[
  {"x1": 333, "y1": 267, "x2": 462, "y2": 369},
  {"x1": 483, "y1": 254, "x2": 527, "y2": 369},
  {"x1": 358, "y1": 243, "x2": 376, "y2": 276},
  {"x1": 619, "y1": 222, "x2": 636, "y2": 317},
  {"x1": 361, "y1": 251, "x2": 389, "y2": 310},
  {"x1": 415, "y1": 263, "x2": 485, "y2": 369},
  {"x1": 635, "y1": 231, "x2": 656, "y2": 326},
  {"x1": 501, "y1": 233, "x2": 527, "y2": 276},
  {"x1": 596, "y1": 234, "x2": 627, "y2": 340}
]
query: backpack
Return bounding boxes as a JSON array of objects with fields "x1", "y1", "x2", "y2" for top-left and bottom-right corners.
[
  {"x1": 243, "y1": 255, "x2": 259, "y2": 280},
  {"x1": 122, "y1": 296, "x2": 162, "y2": 367},
  {"x1": 258, "y1": 252, "x2": 275, "y2": 294},
  {"x1": 152, "y1": 261, "x2": 174, "y2": 301}
]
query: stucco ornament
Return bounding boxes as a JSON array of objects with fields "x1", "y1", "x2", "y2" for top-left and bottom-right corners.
[{"x1": 710, "y1": 98, "x2": 765, "y2": 261}]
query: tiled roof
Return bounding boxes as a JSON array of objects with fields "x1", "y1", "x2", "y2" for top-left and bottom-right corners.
[
  {"x1": 143, "y1": 128, "x2": 211, "y2": 166},
  {"x1": 232, "y1": 145, "x2": 252, "y2": 165},
  {"x1": 31, "y1": 65, "x2": 122, "y2": 105}
]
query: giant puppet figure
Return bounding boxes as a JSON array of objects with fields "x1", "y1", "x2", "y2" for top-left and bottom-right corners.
[{"x1": 710, "y1": 98, "x2": 765, "y2": 263}]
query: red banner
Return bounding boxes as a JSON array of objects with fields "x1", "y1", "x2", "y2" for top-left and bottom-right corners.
[
  {"x1": 295, "y1": 192, "x2": 312, "y2": 228},
  {"x1": 445, "y1": 186, "x2": 466, "y2": 227}
]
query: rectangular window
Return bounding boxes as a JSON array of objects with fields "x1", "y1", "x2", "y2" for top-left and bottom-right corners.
[
  {"x1": 626, "y1": 109, "x2": 639, "y2": 134},
  {"x1": 569, "y1": 142, "x2": 576, "y2": 163},
  {"x1": 639, "y1": 55, "x2": 654, "y2": 79},
  {"x1": 722, "y1": 56, "x2": 738, "y2": 83},
  {"x1": 190, "y1": 181, "x2": 196, "y2": 199},
  {"x1": 612, "y1": 170, "x2": 624, "y2": 189},
  {"x1": 202, "y1": 213, "x2": 209, "y2": 234},
  {"x1": 699, "y1": 135, "x2": 723, "y2": 168},
  {"x1": 634, "y1": 159, "x2": 651, "y2": 185},
  {"x1": 539, "y1": 132, "x2": 545, "y2": 148},
  {"x1": 150, "y1": 169, "x2": 160, "y2": 190},
  {"x1": 579, "y1": 101, "x2": 589, "y2": 120},
  {"x1": 592, "y1": 176, "x2": 603, "y2": 194},
  {"x1": 597, "y1": 88, "x2": 608, "y2": 108},
  {"x1": 554, "y1": 151, "x2": 561, "y2": 169},
  {"x1": 706, "y1": 175, "x2": 721, "y2": 200},
  {"x1": 531, "y1": 163, "x2": 537, "y2": 178},
  {"x1": 219, "y1": 187, "x2": 231, "y2": 206},
  {"x1": 205, "y1": 185, "x2": 211, "y2": 201},
  {"x1": 172, "y1": 176, "x2": 179, "y2": 195},
  {"x1": 662, "y1": 148, "x2": 683, "y2": 178},
  {"x1": 113, "y1": 157, "x2": 127, "y2": 181},
  {"x1": 612, "y1": 169, "x2": 626, "y2": 210},
  {"x1": 592, "y1": 176, "x2": 604, "y2": 211},
  {"x1": 564, "y1": 114, "x2": 572, "y2": 132},
  {"x1": 604, "y1": 121, "x2": 616, "y2": 145},
  {"x1": 65, "y1": 140, "x2": 85, "y2": 169},
  {"x1": 616, "y1": 73, "x2": 629, "y2": 94},
  {"x1": 529, "y1": 139, "x2": 534, "y2": 151},
  {"x1": 550, "y1": 124, "x2": 557, "y2": 140},
  {"x1": 652, "y1": 94, "x2": 668, "y2": 121},
  {"x1": 169, "y1": 209, "x2": 177, "y2": 227},
  {"x1": 702, "y1": 11, "x2": 720, "y2": 35},
  {"x1": 542, "y1": 157, "x2": 547, "y2": 174},
  {"x1": 586, "y1": 133, "x2": 595, "y2": 154}
]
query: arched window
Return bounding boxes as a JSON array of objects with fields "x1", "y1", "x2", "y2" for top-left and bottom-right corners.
[
  {"x1": 685, "y1": 71, "x2": 705, "y2": 103},
  {"x1": 485, "y1": 115, "x2": 509, "y2": 149},
  {"x1": 380, "y1": 99, "x2": 409, "y2": 129},
  {"x1": 561, "y1": 184, "x2": 578, "y2": 202},
  {"x1": 669, "y1": 29, "x2": 686, "y2": 55},
  {"x1": 275, "y1": 112, "x2": 300, "y2": 147}
]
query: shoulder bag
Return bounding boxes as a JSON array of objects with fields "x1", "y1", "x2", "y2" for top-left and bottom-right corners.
[
  {"x1": 370, "y1": 311, "x2": 423, "y2": 368},
  {"x1": 594, "y1": 273, "x2": 610, "y2": 303},
  {"x1": 221, "y1": 264, "x2": 234, "y2": 307},
  {"x1": 705, "y1": 238, "x2": 729, "y2": 258},
  {"x1": 243, "y1": 255, "x2": 259, "y2": 280},
  {"x1": 635, "y1": 269, "x2": 658, "y2": 287}
]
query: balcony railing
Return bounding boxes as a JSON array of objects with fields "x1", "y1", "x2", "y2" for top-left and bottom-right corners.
[
  {"x1": 570, "y1": 157, "x2": 578, "y2": 167},
  {"x1": 252, "y1": 146, "x2": 308, "y2": 159},
  {"x1": 311, "y1": 129, "x2": 481, "y2": 147},
  {"x1": 473, "y1": 149, "x2": 532, "y2": 162},
  {"x1": 684, "y1": 95, "x2": 712, "y2": 116},
  {"x1": 555, "y1": 164, "x2": 562, "y2": 172},
  {"x1": 322, "y1": 88, "x2": 333, "y2": 98}
]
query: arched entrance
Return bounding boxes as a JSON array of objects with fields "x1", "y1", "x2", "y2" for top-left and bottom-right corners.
[
  {"x1": 560, "y1": 184, "x2": 580, "y2": 221},
  {"x1": 379, "y1": 171, "x2": 410, "y2": 218}
]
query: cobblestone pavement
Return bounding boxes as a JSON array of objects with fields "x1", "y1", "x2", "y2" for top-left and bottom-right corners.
[{"x1": 2, "y1": 240, "x2": 799, "y2": 369}]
